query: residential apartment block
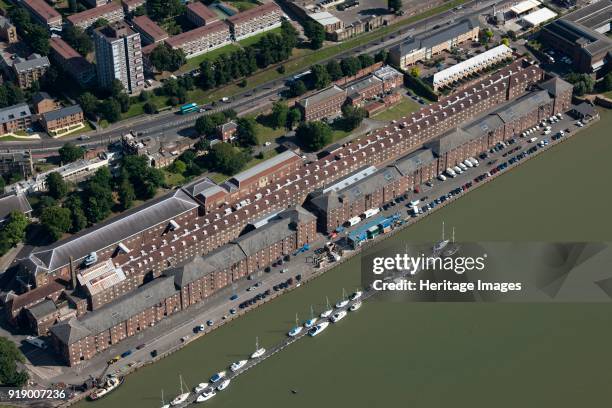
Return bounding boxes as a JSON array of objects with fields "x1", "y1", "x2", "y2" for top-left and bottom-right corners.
[
  {"x1": 40, "y1": 105, "x2": 85, "y2": 134},
  {"x1": 49, "y1": 37, "x2": 96, "y2": 87},
  {"x1": 185, "y1": 2, "x2": 219, "y2": 27},
  {"x1": 297, "y1": 85, "x2": 347, "y2": 121},
  {"x1": 21, "y1": 0, "x2": 62, "y2": 30},
  {"x1": 0, "y1": 15, "x2": 17, "y2": 44},
  {"x1": 94, "y1": 22, "x2": 144, "y2": 94},
  {"x1": 67, "y1": 2, "x2": 125, "y2": 30},
  {"x1": 132, "y1": 15, "x2": 169, "y2": 45},
  {"x1": 12, "y1": 54, "x2": 50, "y2": 89},
  {"x1": 227, "y1": 2, "x2": 282, "y2": 40},
  {"x1": 165, "y1": 21, "x2": 231, "y2": 59},
  {"x1": 389, "y1": 17, "x2": 480, "y2": 70},
  {"x1": 0, "y1": 103, "x2": 32, "y2": 136}
]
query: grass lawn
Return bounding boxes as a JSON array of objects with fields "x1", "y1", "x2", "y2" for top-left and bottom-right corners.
[
  {"x1": 163, "y1": 169, "x2": 186, "y2": 187},
  {"x1": 122, "y1": 94, "x2": 169, "y2": 120},
  {"x1": 372, "y1": 97, "x2": 420, "y2": 122},
  {"x1": 209, "y1": 172, "x2": 229, "y2": 184},
  {"x1": 251, "y1": 115, "x2": 287, "y2": 144},
  {"x1": 238, "y1": 27, "x2": 282, "y2": 48},
  {"x1": 208, "y1": 148, "x2": 279, "y2": 184},
  {"x1": 185, "y1": 0, "x2": 468, "y2": 105},
  {"x1": 227, "y1": 0, "x2": 258, "y2": 11},
  {"x1": 0, "y1": 135, "x2": 24, "y2": 141},
  {"x1": 179, "y1": 44, "x2": 241, "y2": 73}
]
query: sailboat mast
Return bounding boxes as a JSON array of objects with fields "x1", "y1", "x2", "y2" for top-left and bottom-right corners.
[{"x1": 442, "y1": 221, "x2": 445, "y2": 241}]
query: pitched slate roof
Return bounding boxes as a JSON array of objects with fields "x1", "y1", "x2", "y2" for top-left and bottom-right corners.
[
  {"x1": 234, "y1": 217, "x2": 294, "y2": 256},
  {"x1": 171, "y1": 244, "x2": 246, "y2": 287},
  {"x1": 50, "y1": 276, "x2": 178, "y2": 344},
  {"x1": 394, "y1": 148, "x2": 436, "y2": 176},
  {"x1": 0, "y1": 193, "x2": 33, "y2": 220},
  {"x1": 21, "y1": 189, "x2": 199, "y2": 275},
  {"x1": 42, "y1": 105, "x2": 83, "y2": 122},
  {"x1": 426, "y1": 128, "x2": 476, "y2": 155},
  {"x1": 537, "y1": 76, "x2": 573, "y2": 97},
  {"x1": 27, "y1": 298, "x2": 57, "y2": 320}
]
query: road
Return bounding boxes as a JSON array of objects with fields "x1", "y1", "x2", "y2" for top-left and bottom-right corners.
[{"x1": 1, "y1": 0, "x2": 512, "y2": 153}]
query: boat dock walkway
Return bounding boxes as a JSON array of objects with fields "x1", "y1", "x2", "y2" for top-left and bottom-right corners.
[{"x1": 174, "y1": 289, "x2": 378, "y2": 407}]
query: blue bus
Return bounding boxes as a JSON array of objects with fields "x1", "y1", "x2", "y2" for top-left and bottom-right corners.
[{"x1": 180, "y1": 102, "x2": 198, "y2": 114}]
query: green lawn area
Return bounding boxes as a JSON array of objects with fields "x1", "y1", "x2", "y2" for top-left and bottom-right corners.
[
  {"x1": 179, "y1": 44, "x2": 241, "y2": 73},
  {"x1": 227, "y1": 0, "x2": 258, "y2": 11},
  {"x1": 372, "y1": 97, "x2": 420, "y2": 122},
  {"x1": 238, "y1": 27, "x2": 282, "y2": 48},
  {"x1": 0, "y1": 135, "x2": 24, "y2": 141},
  {"x1": 209, "y1": 172, "x2": 229, "y2": 184},
  {"x1": 122, "y1": 94, "x2": 169, "y2": 120},
  {"x1": 208, "y1": 148, "x2": 279, "y2": 184},
  {"x1": 184, "y1": 0, "x2": 468, "y2": 106},
  {"x1": 251, "y1": 115, "x2": 287, "y2": 144},
  {"x1": 163, "y1": 169, "x2": 186, "y2": 187}
]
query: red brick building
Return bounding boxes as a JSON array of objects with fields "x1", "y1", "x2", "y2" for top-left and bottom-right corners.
[{"x1": 298, "y1": 85, "x2": 347, "y2": 121}]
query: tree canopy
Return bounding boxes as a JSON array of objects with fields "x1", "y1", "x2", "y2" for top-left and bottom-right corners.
[
  {"x1": 58, "y1": 143, "x2": 85, "y2": 164},
  {"x1": 207, "y1": 143, "x2": 250, "y2": 175},
  {"x1": 304, "y1": 21, "x2": 325, "y2": 49},
  {"x1": 296, "y1": 121, "x2": 332, "y2": 151},
  {"x1": 0, "y1": 338, "x2": 28, "y2": 387},
  {"x1": 0, "y1": 211, "x2": 29, "y2": 256},
  {"x1": 46, "y1": 172, "x2": 68, "y2": 199},
  {"x1": 149, "y1": 45, "x2": 186, "y2": 72}
]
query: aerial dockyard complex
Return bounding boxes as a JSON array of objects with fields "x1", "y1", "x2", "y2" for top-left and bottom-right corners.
[{"x1": 2, "y1": 56, "x2": 575, "y2": 366}]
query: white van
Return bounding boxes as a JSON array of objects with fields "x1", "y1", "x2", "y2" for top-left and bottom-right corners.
[
  {"x1": 438, "y1": 174, "x2": 447, "y2": 181},
  {"x1": 463, "y1": 159, "x2": 473, "y2": 168},
  {"x1": 529, "y1": 137, "x2": 538, "y2": 143}
]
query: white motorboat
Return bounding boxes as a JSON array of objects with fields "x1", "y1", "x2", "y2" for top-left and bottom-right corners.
[
  {"x1": 335, "y1": 289, "x2": 349, "y2": 308},
  {"x1": 196, "y1": 391, "x2": 216, "y2": 403},
  {"x1": 250, "y1": 336, "x2": 266, "y2": 359},
  {"x1": 193, "y1": 382, "x2": 208, "y2": 393},
  {"x1": 170, "y1": 375, "x2": 190, "y2": 406},
  {"x1": 209, "y1": 371, "x2": 226, "y2": 383},
  {"x1": 217, "y1": 379, "x2": 231, "y2": 391},
  {"x1": 230, "y1": 360, "x2": 247, "y2": 372},
  {"x1": 320, "y1": 296, "x2": 333, "y2": 318},
  {"x1": 330, "y1": 310, "x2": 347, "y2": 323},
  {"x1": 349, "y1": 291, "x2": 362, "y2": 301},
  {"x1": 288, "y1": 314, "x2": 303, "y2": 337},
  {"x1": 308, "y1": 321, "x2": 329, "y2": 337},
  {"x1": 349, "y1": 301, "x2": 362, "y2": 311}
]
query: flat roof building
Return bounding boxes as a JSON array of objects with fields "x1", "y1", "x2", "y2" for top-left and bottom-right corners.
[
  {"x1": 521, "y1": 7, "x2": 557, "y2": 27},
  {"x1": 22, "y1": 0, "x2": 62, "y2": 30},
  {"x1": 12, "y1": 54, "x2": 50, "y2": 89},
  {"x1": 67, "y1": 2, "x2": 125, "y2": 30},
  {"x1": 185, "y1": 2, "x2": 219, "y2": 27},
  {"x1": 165, "y1": 21, "x2": 231, "y2": 59},
  {"x1": 227, "y1": 3, "x2": 283, "y2": 41},
  {"x1": 49, "y1": 37, "x2": 96, "y2": 86},
  {"x1": 132, "y1": 15, "x2": 169, "y2": 45}
]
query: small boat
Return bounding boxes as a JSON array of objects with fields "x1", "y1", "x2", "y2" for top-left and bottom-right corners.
[
  {"x1": 170, "y1": 375, "x2": 190, "y2": 406},
  {"x1": 209, "y1": 371, "x2": 226, "y2": 383},
  {"x1": 308, "y1": 321, "x2": 329, "y2": 337},
  {"x1": 304, "y1": 306, "x2": 317, "y2": 328},
  {"x1": 349, "y1": 301, "x2": 362, "y2": 311},
  {"x1": 161, "y1": 389, "x2": 170, "y2": 408},
  {"x1": 349, "y1": 291, "x2": 362, "y2": 301},
  {"x1": 194, "y1": 382, "x2": 208, "y2": 393},
  {"x1": 320, "y1": 297, "x2": 333, "y2": 318},
  {"x1": 330, "y1": 310, "x2": 347, "y2": 323},
  {"x1": 88, "y1": 376, "x2": 124, "y2": 400},
  {"x1": 230, "y1": 360, "x2": 247, "y2": 372},
  {"x1": 288, "y1": 314, "x2": 303, "y2": 337},
  {"x1": 433, "y1": 221, "x2": 449, "y2": 254},
  {"x1": 217, "y1": 379, "x2": 231, "y2": 391},
  {"x1": 196, "y1": 390, "x2": 216, "y2": 403},
  {"x1": 335, "y1": 289, "x2": 349, "y2": 308},
  {"x1": 250, "y1": 336, "x2": 266, "y2": 358}
]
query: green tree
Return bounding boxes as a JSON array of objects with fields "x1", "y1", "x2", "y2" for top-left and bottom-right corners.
[
  {"x1": 65, "y1": 195, "x2": 87, "y2": 232},
  {"x1": 341, "y1": 57, "x2": 361, "y2": 77},
  {"x1": 122, "y1": 155, "x2": 164, "y2": 199},
  {"x1": 79, "y1": 92, "x2": 99, "y2": 118},
  {"x1": 40, "y1": 206, "x2": 72, "y2": 241},
  {"x1": 270, "y1": 101, "x2": 289, "y2": 129},
  {"x1": 388, "y1": 0, "x2": 402, "y2": 11},
  {"x1": 149, "y1": 44, "x2": 186, "y2": 72},
  {"x1": 147, "y1": 0, "x2": 184, "y2": 21},
  {"x1": 92, "y1": 18, "x2": 109, "y2": 29},
  {"x1": 409, "y1": 66, "x2": 420, "y2": 78},
  {"x1": 84, "y1": 181, "x2": 113, "y2": 223},
  {"x1": 304, "y1": 21, "x2": 325, "y2": 49},
  {"x1": 63, "y1": 25, "x2": 93, "y2": 55},
  {"x1": 296, "y1": 121, "x2": 332, "y2": 151},
  {"x1": 0, "y1": 338, "x2": 28, "y2": 387},
  {"x1": 341, "y1": 105, "x2": 367, "y2": 131},
  {"x1": 501, "y1": 37, "x2": 510, "y2": 46},
  {"x1": 143, "y1": 101, "x2": 157, "y2": 114},
  {"x1": 374, "y1": 49, "x2": 388, "y2": 63},
  {"x1": 118, "y1": 178, "x2": 135, "y2": 210},
  {"x1": 480, "y1": 28, "x2": 494, "y2": 44},
  {"x1": 290, "y1": 80, "x2": 307, "y2": 97},
  {"x1": 566, "y1": 72, "x2": 595, "y2": 96},
  {"x1": 100, "y1": 99, "x2": 121, "y2": 122},
  {"x1": 116, "y1": 93, "x2": 130, "y2": 113},
  {"x1": 0, "y1": 211, "x2": 29, "y2": 254},
  {"x1": 326, "y1": 60, "x2": 343, "y2": 81},
  {"x1": 33, "y1": 195, "x2": 56, "y2": 217},
  {"x1": 46, "y1": 172, "x2": 68, "y2": 199},
  {"x1": 600, "y1": 72, "x2": 612, "y2": 92},
  {"x1": 170, "y1": 159, "x2": 187, "y2": 174},
  {"x1": 287, "y1": 107, "x2": 302, "y2": 129},
  {"x1": 58, "y1": 143, "x2": 85, "y2": 164},
  {"x1": 195, "y1": 115, "x2": 219, "y2": 136},
  {"x1": 311, "y1": 64, "x2": 331, "y2": 89},
  {"x1": 358, "y1": 54, "x2": 375, "y2": 69},
  {"x1": 236, "y1": 117, "x2": 258, "y2": 147},
  {"x1": 194, "y1": 137, "x2": 210, "y2": 152},
  {"x1": 207, "y1": 143, "x2": 249, "y2": 175}
]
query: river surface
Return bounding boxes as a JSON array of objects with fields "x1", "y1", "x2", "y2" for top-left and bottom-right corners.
[{"x1": 82, "y1": 109, "x2": 612, "y2": 408}]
